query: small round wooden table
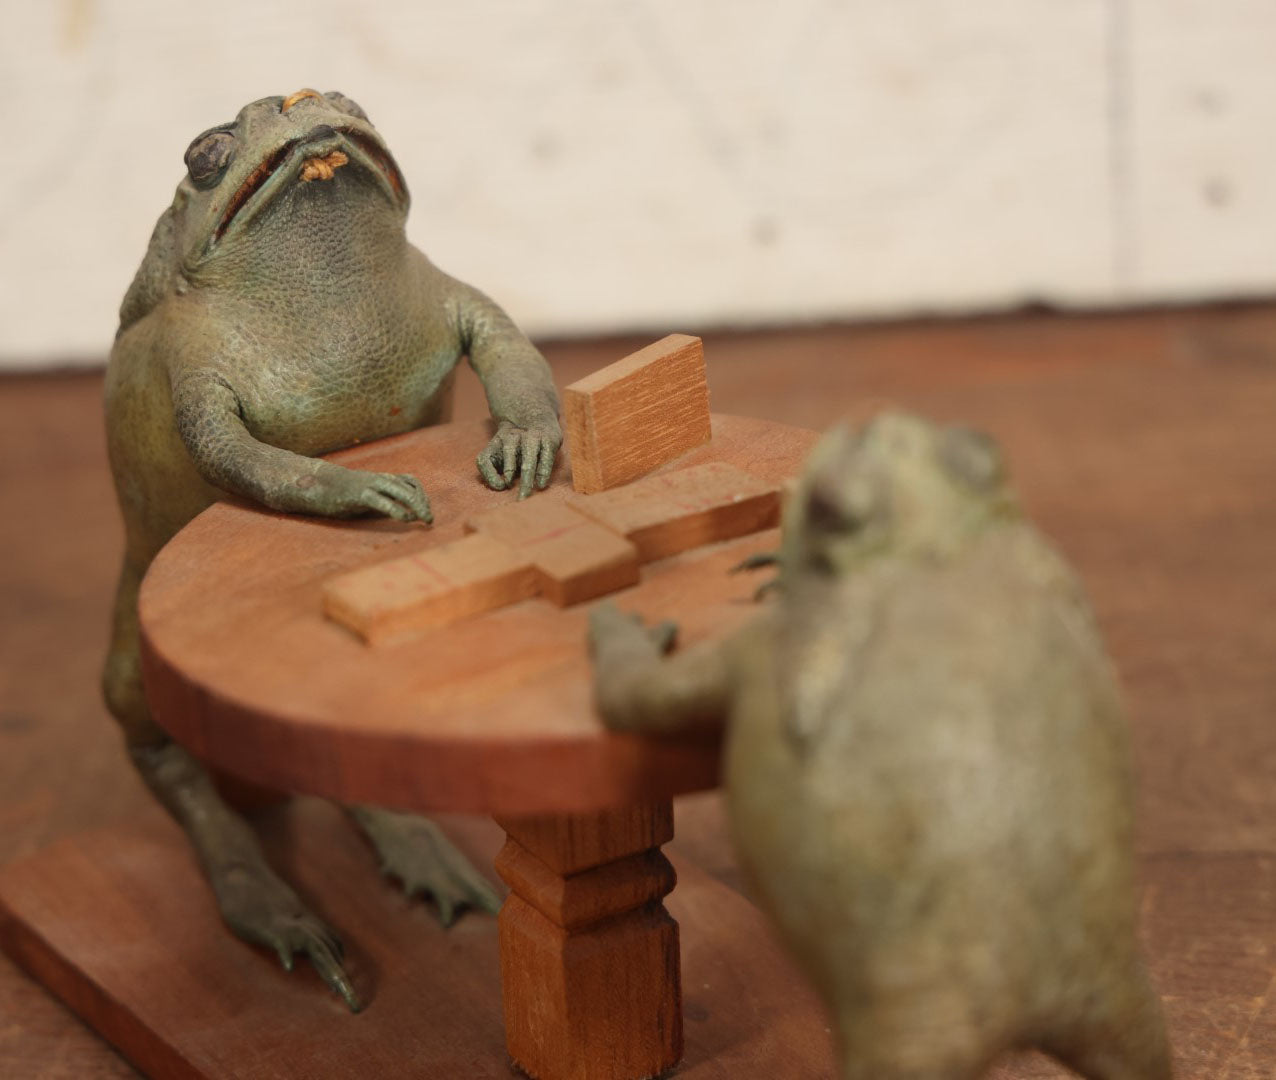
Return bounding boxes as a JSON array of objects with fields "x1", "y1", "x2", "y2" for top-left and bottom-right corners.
[{"x1": 139, "y1": 414, "x2": 817, "y2": 1080}]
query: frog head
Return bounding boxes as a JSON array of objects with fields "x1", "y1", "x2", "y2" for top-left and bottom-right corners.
[
  {"x1": 781, "y1": 412, "x2": 1019, "y2": 576},
  {"x1": 120, "y1": 90, "x2": 409, "y2": 328}
]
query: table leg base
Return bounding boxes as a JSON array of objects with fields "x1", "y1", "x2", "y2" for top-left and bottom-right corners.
[
  {"x1": 500, "y1": 899, "x2": 680, "y2": 1080},
  {"x1": 495, "y1": 802, "x2": 682, "y2": 1080}
]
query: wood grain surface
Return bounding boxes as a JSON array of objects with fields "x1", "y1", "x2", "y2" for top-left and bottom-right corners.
[
  {"x1": 322, "y1": 530, "x2": 540, "y2": 644},
  {"x1": 566, "y1": 460, "x2": 781, "y2": 562},
  {"x1": 563, "y1": 334, "x2": 712, "y2": 493},
  {"x1": 3, "y1": 306, "x2": 1275, "y2": 1077},
  {"x1": 465, "y1": 499, "x2": 641, "y2": 607}
]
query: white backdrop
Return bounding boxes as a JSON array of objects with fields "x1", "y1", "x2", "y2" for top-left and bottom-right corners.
[{"x1": 2, "y1": 0, "x2": 1273, "y2": 366}]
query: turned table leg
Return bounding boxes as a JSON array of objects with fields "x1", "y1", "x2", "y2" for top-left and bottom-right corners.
[{"x1": 493, "y1": 800, "x2": 683, "y2": 1080}]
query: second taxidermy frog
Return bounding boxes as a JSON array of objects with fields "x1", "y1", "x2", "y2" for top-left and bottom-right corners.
[{"x1": 589, "y1": 414, "x2": 1171, "y2": 1080}]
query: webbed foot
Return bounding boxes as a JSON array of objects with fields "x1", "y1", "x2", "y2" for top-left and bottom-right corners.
[
  {"x1": 212, "y1": 859, "x2": 361, "y2": 1012},
  {"x1": 348, "y1": 806, "x2": 502, "y2": 926},
  {"x1": 127, "y1": 741, "x2": 361, "y2": 1011}
]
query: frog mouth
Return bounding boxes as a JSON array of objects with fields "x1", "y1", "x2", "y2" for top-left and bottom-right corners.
[{"x1": 212, "y1": 128, "x2": 408, "y2": 244}]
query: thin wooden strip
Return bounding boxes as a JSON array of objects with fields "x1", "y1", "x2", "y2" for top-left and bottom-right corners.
[
  {"x1": 568, "y1": 461, "x2": 782, "y2": 562},
  {"x1": 465, "y1": 499, "x2": 640, "y2": 607},
  {"x1": 322, "y1": 533, "x2": 538, "y2": 643}
]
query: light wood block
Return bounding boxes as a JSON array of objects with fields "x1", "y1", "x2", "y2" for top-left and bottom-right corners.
[
  {"x1": 569, "y1": 461, "x2": 782, "y2": 562},
  {"x1": 322, "y1": 533, "x2": 537, "y2": 644},
  {"x1": 563, "y1": 334, "x2": 712, "y2": 494},
  {"x1": 494, "y1": 803, "x2": 682, "y2": 1080},
  {"x1": 465, "y1": 499, "x2": 640, "y2": 607}
]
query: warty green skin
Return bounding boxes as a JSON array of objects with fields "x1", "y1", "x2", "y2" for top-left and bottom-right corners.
[
  {"x1": 589, "y1": 413, "x2": 1172, "y2": 1080},
  {"x1": 102, "y1": 91, "x2": 558, "y2": 1010}
]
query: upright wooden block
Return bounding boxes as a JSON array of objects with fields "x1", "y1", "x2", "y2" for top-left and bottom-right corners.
[
  {"x1": 494, "y1": 803, "x2": 682, "y2": 1080},
  {"x1": 322, "y1": 533, "x2": 537, "y2": 643},
  {"x1": 568, "y1": 461, "x2": 781, "y2": 562},
  {"x1": 466, "y1": 499, "x2": 640, "y2": 607},
  {"x1": 563, "y1": 334, "x2": 712, "y2": 494}
]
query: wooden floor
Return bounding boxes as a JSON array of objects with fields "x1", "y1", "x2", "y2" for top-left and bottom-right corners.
[{"x1": 1, "y1": 305, "x2": 1274, "y2": 1078}]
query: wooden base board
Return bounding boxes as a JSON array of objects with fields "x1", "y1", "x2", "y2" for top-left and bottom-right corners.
[{"x1": 0, "y1": 800, "x2": 835, "y2": 1080}]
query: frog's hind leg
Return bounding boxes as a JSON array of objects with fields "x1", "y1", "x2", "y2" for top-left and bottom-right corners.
[
  {"x1": 834, "y1": 996, "x2": 994, "y2": 1080},
  {"x1": 1038, "y1": 964, "x2": 1173, "y2": 1080},
  {"x1": 102, "y1": 555, "x2": 362, "y2": 1011},
  {"x1": 837, "y1": 1039, "x2": 985, "y2": 1080},
  {"x1": 345, "y1": 805, "x2": 502, "y2": 927}
]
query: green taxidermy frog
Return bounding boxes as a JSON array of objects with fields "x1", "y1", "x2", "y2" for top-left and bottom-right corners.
[{"x1": 103, "y1": 89, "x2": 563, "y2": 1009}]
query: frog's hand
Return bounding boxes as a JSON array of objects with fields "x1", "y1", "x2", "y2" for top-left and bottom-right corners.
[
  {"x1": 730, "y1": 550, "x2": 782, "y2": 601},
  {"x1": 476, "y1": 419, "x2": 562, "y2": 499},
  {"x1": 288, "y1": 467, "x2": 432, "y2": 523},
  {"x1": 587, "y1": 602, "x2": 731, "y2": 735},
  {"x1": 172, "y1": 370, "x2": 431, "y2": 522},
  {"x1": 731, "y1": 551, "x2": 779, "y2": 573},
  {"x1": 445, "y1": 279, "x2": 562, "y2": 496}
]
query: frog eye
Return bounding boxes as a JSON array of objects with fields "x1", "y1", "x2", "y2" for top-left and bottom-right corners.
[
  {"x1": 324, "y1": 91, "x2": 370, "y2": 124},
  {"x1": 184, "y1": 130, "x2": 236, "y2": 186}
]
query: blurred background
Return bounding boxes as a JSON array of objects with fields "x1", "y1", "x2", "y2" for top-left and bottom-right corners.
[{"x1": 3, "y1": 0, "x2": 1274, "y2": 365}]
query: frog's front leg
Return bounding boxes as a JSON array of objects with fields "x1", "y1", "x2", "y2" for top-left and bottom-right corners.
[
  {"x1": 588, "y1": 603, "x2": 733, "y2": 735},
  {"x1": 172, "y1": 369, "x2": 432, "y2": 522},
  {"x1": 448, "y1": 282, "x2": 563, "y2": 498}
]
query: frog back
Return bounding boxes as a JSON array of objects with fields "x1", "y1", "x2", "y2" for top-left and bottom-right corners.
[{"x1": 105, "y1": 302, "x2": 223, "y2": 566}]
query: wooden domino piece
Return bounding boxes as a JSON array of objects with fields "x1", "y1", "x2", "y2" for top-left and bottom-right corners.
[
  {"x1": 568, "y1": 461, "x2": 781, "y2": 562},
  {"x1": 322, "y1": 533, "x2": 537, "y2": 644},
  {"x1": 563, "y1": 334, "x2": 712, "y2": 494},
  {"x1": 465, "y1": 498, "x2": 639, "y2": 606}
]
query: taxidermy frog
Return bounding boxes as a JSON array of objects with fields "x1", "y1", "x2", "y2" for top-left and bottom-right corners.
[
  {"x1": 103, "y1": 89, "x2": 562, "y2": 1010},
  {"x1": 590, "y1": 414, "x2": 1171, "y2": 1079}
]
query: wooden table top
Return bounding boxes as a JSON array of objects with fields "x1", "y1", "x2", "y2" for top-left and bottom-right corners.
[{"x1": 139, "y1": 414, "x2": 818, "y2": 816}]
